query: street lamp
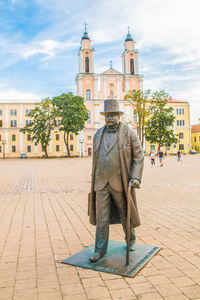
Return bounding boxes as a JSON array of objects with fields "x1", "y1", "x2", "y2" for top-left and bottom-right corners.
[
  {"x1": 2, "y1": 140, "x2": 6, "y2": 159},
  {"x1": 80, "y1": 138, "x2": 84, "y2": 157}
]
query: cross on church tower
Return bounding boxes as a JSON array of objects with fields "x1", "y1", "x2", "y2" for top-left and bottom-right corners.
[
  {"x1": 109, "y1": 60, "x2": 113, "y2": 69},
  {"x1": 84, "y1": 22, "x2": 88, "y2": 33}
]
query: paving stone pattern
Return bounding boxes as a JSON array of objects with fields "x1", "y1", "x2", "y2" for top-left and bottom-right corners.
[{"x1": 0, "y1": 155, "x2": 200, "y2": 300}]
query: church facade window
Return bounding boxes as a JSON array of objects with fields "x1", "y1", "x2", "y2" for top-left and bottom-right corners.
[
  {"x1": 86, "y1": 89, "x2": 91, "y2": 100},
  {"x1": 109, "y1": 83, "x2": 115, "y2": 99},
  {"x1": 87, "y1": 110, "x2": 91, "y2": 123},
  {"x1": 130, "y1": 58, "x2": 134, "y2": 74},
  {"x1": 85, "y1": 57, "x2": 89, "y2": 73}
]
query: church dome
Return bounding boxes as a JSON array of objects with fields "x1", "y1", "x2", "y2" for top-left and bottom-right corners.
[
  {"x1": 125, "y1": 32, "x2": 133, "y2": 42},
  {"x1": 82, "y1": 31, "x2": 90, "y2": 40}
]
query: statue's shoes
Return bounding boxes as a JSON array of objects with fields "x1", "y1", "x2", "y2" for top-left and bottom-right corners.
[
  {"x1": 130, "y1": 242, "x2": 136, "y2": 252},
  {"x1": 89, "y1": 252, "x2": 105, "y2": 262}
]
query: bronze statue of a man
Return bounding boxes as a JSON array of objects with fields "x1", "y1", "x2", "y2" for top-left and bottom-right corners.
[{"x1": 88, "y1": 100, "x2": 144, "y2": 262}]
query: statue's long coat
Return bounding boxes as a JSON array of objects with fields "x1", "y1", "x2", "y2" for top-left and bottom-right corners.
[{"x1": 88, "y1": 122, "x2": 144, "y2": 227}]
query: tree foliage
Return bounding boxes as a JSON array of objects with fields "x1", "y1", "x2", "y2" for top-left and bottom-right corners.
[
  {"x1": 20, "y1": 98, "x2": 56, "y2": 158},
  {"x1": 145, "y1": 90, "x2": 178, "y2": 149},
  {"x1": 52, "y1": 93, "x2": 88, "y2": 157},
  {"x1": 124, "y1": 89, "x2": 150, "y2": 147}
]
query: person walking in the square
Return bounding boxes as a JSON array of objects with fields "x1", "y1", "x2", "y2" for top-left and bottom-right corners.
[
  {"x1": 158, "y1": 148, "x2": 164, "y2": 167},
  {"x1": 177, "y1": 150, "x2": 181, "y2": 161},
  {"x1": 150, "y1": 150, "x2": 156, "y2": 165}
]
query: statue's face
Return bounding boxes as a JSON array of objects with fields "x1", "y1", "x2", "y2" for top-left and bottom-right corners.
[{"x1": 105, "y1": 113, "x2": 120, "y2": 127}]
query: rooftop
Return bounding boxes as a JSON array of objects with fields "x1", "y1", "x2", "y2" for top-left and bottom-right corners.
[{"x1": 191, "y1": 124, "x2": 200, "y2": 133}]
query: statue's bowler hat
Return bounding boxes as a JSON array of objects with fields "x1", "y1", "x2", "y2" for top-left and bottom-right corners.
[{"x1": 100, "y1": 99, "x2": 124, "y2": 116}]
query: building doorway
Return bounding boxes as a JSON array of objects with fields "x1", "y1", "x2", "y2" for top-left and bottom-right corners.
[{"x1": 88, "y1": 147, "x2": 92, "y2": 156}]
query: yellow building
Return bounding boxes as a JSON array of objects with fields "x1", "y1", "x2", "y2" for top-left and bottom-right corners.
[
  {"x1": 191, "y1": 124, "x2": 200, "y2": 153},
  {"x1": 145, "y1": 97, "x2": 191, "y2": 154},
  {"x1": 0, "y1": 101, "x2": 78, "y2": 158}
]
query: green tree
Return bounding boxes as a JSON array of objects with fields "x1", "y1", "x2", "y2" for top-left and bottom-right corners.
[
  {"x1": 145, "y1": 90, "x2": 178, "y2": 150},
  {"x1": 20, "y1": 98, "x2": 56, "y2": 158},
  {"x1": 52, "y1": 93, "x2": 88, "y2": 157},
  {"x1": 124, "y1": 89, "x2": 150, "y2": 147}
]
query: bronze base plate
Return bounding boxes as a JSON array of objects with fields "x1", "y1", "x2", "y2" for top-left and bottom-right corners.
[{"x1": 62, "y1": 241, "x2": 160, "y2": 277}]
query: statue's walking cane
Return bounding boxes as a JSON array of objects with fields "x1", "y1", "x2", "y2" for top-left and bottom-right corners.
[{"x1": 126, "y1": 185, "x2": 132, "y2": 265}]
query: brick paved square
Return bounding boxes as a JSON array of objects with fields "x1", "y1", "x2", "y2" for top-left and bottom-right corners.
[{"x1": 0, "y1": 155, "x2": 199, "y2": 299}]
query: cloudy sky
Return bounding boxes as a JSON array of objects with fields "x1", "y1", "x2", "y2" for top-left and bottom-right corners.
[{"x1": 0, "y1": 0, "x2": 200, "y2": 123}]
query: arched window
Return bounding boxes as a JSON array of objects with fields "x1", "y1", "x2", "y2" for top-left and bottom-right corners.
[
  {"x1": 86, "y1": 89, "x2": 91, "y2": 100},
  {"x1": 109, "y1": 83, "x2": 115, "y2": 99},
  {"x1": 130, "y1": 58, "x2": 134, "y2": 74},
  {"x1": 85, "y1": 57, "x2": 89, "y2": 73},
  {"x1": 87, "y1": 110, "x2": 91, "y2": 124}
]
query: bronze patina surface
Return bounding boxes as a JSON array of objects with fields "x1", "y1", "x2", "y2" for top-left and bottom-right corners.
[
  {"x1": 88, "y1": 99, "x2": 144, "y2": 264},
  {"x1": 62, "y1": 241, "x2": 160, "y2": 277}
]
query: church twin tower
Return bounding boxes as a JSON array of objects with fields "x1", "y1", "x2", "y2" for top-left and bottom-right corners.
[
  {"x1": 76, "y1": 26, "x2": 143, "y2": 156},
  {"x1": 76, "y1": 26, "x2": 143, "y2": 100}
]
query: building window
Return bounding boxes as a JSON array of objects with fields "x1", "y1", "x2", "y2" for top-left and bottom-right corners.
[
  {"x1": 174, "y1": 144, "x2": 176, "y2": 148},
  {"x1": 0, "y1": 135, "x2": 1, "y2": 141},
  {"x1": 10, "y1": 109, "x2": 17, "y2": 116},
  {"x1": 12, "y1": 135, "x2": 16, "y2": 141},
  {"x1": 56, "y1": 134, "x2": 59, "y2": 141},
  {"x1": 56, "y1": 119, "x2": 61, "y2": 126},
  {"x1": 199, "y1": 136, "x2": 200, "y2": 142},
  {"x1": 70, "y1": 134, "x2": 73, "y2": 141},
  {"x1": 0, "y1": 109, "x2": 2, "y2": 116},
  {"x1": 25, "y1": 109, "x2": 32, "y2": 116},
  {"x1": 85, "y1": 56, "x2": 89, "y2": 73},
  {"x1": 70, "y1": 144, "x2": 74, "y2": 151},
  {"x1": 194, "y1": 137, "x2": 196, "y2": 142},
  {"x1": 86, "y1": 89, "x2": 91, "y2": 100},
  {"x1": 87, "y1": 110, "x2": 91, "y2": 124},
  {"x1": 130, "y1": 58, "x2": 134, "y2": 74},
  {"x1": 176, "y1": 108, "x2": 184, "y2": 115},
  {"x1": 56, "y1": 145, "x2": 60, "y2": 152},
  {"x1": 27, "y1": 145, "x2": 31, "y2": 152},
  {"x1": 0, "y1": 146, "x2": 1, "y2": 152},
  {"x1": 12, "y1": 146, "x2": 16, "y2": 152},
  {"x1": 109, "y1": 83, "x2": 115, "y2": 99},
  {"x1": 27, "y1": 134, "x2": 31, "y2": 141},
  {"x1": 10, "y1": 120, "x2": 17, "y2": 127},
  {"x1": 166, "y1": 146, "x2": 171, "y2": 150},
  {"x1": 177, "y1": 120, "x2": 185, "y2": 127},
  {"x1": 88, "y1": 136, "x2": 92, "y2": 140},
  {"x1": 26, "y1": 120, "x2": 32, "y2": 126},
  {"x1": 179, "y1": 144, "x2": 184, "y2": 150},
  {"x1": 179, "y1": 132, "x2": 184, "y2": 139},
  {"x1": 0, "y1": 120, "x2": 2, "y2": 127}
]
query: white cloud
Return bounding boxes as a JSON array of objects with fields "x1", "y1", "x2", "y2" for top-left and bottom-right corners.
[
  {"x1": 22, "y1": 40, "x2": 79, "y2": 60},
  {"x1": 0, "y1": 89, "x2": 42, "y2": 101},
  {"x1": 23, "y1": 40, "x2": 59, "y2": 60}
]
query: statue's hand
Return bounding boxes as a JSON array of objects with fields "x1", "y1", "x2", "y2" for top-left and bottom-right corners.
[{"x1": 129, "y1": 179, "x2": 141, "y2": 189}]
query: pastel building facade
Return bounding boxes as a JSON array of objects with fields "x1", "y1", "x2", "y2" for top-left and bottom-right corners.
[
  {"x1": 191, "y1": 124, "x2": 200, "y2": 152},
  {"x1": 76, "y1": 29, "x2": 143, "y2": 156},
  {"x1": 0, "y1": 101, "x2": 78, "y2": 158},
  {"x1": 145, "y1": 97, "x2": 191, "y2": 154}
]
